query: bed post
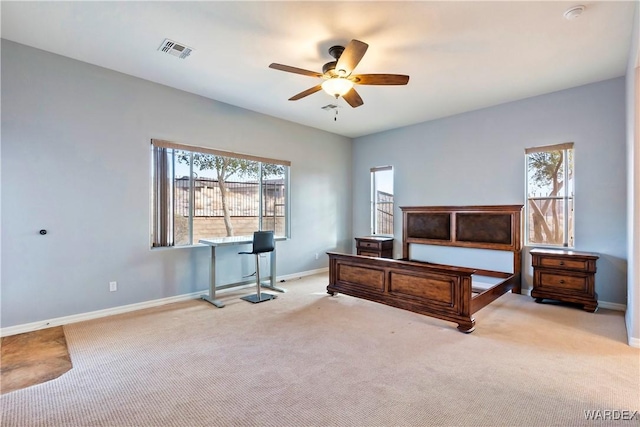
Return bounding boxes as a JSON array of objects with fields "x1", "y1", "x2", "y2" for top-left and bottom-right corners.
[
  {"x1": 512, "y1": 250, "x2": 522, "y2": 294},
  {"x1": 512, "y1": 205, "x2": 523, "y2": 294}
]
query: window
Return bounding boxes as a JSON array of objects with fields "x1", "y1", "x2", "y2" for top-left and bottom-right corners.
[
  {"x1": 525, "y1": 143, "x2": 574, "y2": 247},
  {"x1": 151, "y1": 140, "x2": 290, "y2": 247},
  {"x1": 371, "y1": 166, "x2": 394, "y2": 236}
]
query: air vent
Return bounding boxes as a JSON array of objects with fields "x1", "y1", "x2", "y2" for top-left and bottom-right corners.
[{"x1": 158, "y1": 38, "x2": 193, "y2": 59}]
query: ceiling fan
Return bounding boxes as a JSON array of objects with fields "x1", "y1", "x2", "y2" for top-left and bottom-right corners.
[{"x1": 269, "y1": 39, "x2": 409, "y2": 108}]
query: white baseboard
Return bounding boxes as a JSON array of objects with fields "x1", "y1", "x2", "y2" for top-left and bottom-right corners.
[
  {"x1": 598, "y1": 301, "x2": 627, "y2": 311},
  {"x1": 0, "y1": 291, "x2": 208, "y2": 338},
  {"x1": 0, "y1": 268, "x2": 329, "y2": 338},
  {"x1": 626, "y1": 316, "x2": 640, "y2": 348},
  {"x1": 278, "y1": 267, "x2": 328, "y2": 282}
]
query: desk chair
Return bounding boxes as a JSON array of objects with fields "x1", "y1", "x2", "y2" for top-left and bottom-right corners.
[{"x1": 239, "y1": 231, "x2": 277, "y2": 304}]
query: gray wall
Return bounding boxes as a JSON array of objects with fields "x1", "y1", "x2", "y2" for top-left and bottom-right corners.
[
  {"x1": 353, "y1": 78, "x2": 628, "y2": 305},
  {"x1": 1, "y1": 40, "x2": 353, "y2": 328}
]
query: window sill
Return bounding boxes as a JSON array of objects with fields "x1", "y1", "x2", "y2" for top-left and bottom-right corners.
[
  {"x1": 524, "y1": 244, "x2": 575, "y2": 250},
  {"x1": 150, "y1": 243, "x2": 208, "y2": 251}
]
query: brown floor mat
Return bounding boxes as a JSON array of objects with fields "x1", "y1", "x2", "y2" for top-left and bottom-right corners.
[{"x1": 1, "y1": 326, "x2": 72, "y2": 394}]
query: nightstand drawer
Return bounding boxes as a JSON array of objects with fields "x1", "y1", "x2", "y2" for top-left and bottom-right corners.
[
  {"x1": 537, "y1": 271, "x2": 588, "y2": 292},
  {"x1": 537, "y1": 256, "x2": 589, "y2": 271},
  {"x1": 358, "y1": 240, "x2": 381, "y2": 250},
  {"x1": 359, "y1": 250, "x2": 380, "y2": 257}
]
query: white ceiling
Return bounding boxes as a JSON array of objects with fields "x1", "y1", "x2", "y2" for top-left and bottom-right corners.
[{"x1": 1, "y1": 1, "x2": 636, "y2": 138}]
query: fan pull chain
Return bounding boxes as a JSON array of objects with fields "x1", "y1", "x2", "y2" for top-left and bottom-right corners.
[{"x1": 334, "y1": 109, "x2": 338, "y2": 122}]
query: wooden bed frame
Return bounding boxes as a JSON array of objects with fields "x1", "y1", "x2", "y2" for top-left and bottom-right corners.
[{"x1": 327, "y1": 205, "x2": 523, "y2": 332}]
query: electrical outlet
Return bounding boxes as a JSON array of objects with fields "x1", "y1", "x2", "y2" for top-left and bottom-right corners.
[
  {"x1": 109, "y1": 281, "x2": 117, "y2": 292},
  {"x1": 315, "y1": 253, "x2": 319, "y2": 260}
]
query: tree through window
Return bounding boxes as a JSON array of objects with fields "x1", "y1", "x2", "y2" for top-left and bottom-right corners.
[
  {"x1": 151, "y1": 140, "x2": 290, "y2": 247},
  {"x1": 525, "y1": 143, "x2": 574, "y2": 247}
]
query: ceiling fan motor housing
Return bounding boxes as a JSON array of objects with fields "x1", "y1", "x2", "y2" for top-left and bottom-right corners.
[
  {"x1": 323, "y1": 46, "x2": 346, "y2": 77},
  {"x1": 328, "y1": 45, "x2": 345, "y2": 60},
  {"x1": 322, "y1": 61, "x2": 337, "y2": 76}
]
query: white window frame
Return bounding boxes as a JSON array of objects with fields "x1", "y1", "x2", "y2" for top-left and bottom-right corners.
[
  {"x1": 370, "y1": 165, "x2": 394, "y2": 236},
  {"x1": 525, "y1": 142, "x2": 574, "y2": 248}
]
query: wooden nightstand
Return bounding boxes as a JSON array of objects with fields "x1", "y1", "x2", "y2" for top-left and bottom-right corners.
[
  {"x1": 530, "y1": 248, "x2": 599, "y2": 312},
  {"x1": 355, "y1": 236, "x2": 394, "y2": 258}
]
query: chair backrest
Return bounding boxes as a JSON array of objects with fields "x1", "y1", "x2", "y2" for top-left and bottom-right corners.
[{"x1": 252, "y1": 231, "x2": 275, "y2": 254}]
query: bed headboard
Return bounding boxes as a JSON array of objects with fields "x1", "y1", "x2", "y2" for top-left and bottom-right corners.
[{"x1": 401, "y1": 205, "x2": 523, "y2": 273}]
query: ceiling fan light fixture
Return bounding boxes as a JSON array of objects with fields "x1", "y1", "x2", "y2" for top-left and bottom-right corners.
[{"x1": 321, "y1": 77, "x2": 353, "y2": 97}]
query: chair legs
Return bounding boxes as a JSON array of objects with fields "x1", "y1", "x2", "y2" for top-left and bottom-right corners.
[{"x1": 241, "y1": 254, "x2": 277, "y2": 304}]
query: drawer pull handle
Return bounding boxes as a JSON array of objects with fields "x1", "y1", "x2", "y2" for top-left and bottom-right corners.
[
  {"x1": 559, "y1": 280, "x2": 565, "y2": 284},
  {"x1": 559, "y1": 261, "x2": 565, "y2": 266}
]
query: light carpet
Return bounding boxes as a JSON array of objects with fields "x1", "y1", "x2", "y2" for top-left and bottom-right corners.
[{"x1": 1, "y1": 273, "x2": 638, "y2": 426}]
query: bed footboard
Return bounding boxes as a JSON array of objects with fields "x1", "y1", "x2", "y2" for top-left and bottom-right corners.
[{"x1": 327, "y1": 252, "x2": 477, "y2": 332}]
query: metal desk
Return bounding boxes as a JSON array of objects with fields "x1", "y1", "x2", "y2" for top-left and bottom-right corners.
[{"x1": 199, "y1": 236, "x2": 287, "y2": 308}]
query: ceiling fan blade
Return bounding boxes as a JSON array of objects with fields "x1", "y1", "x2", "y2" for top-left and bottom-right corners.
[
  {"x1": 269, "y1": 63, "x2": 323, "y2": 78},
  {"x1": 335, "y1": 39, "x2": 368, "y2": 76},
  {"x1": 342, "y1": 87, "x2": 364, "y2": 108},
  {"x1": 353, "y1": 74, "x2": 410, "y2": 85},
  {"x1": 289, "y1": 85, "x2": 323, "y2": 101}
]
